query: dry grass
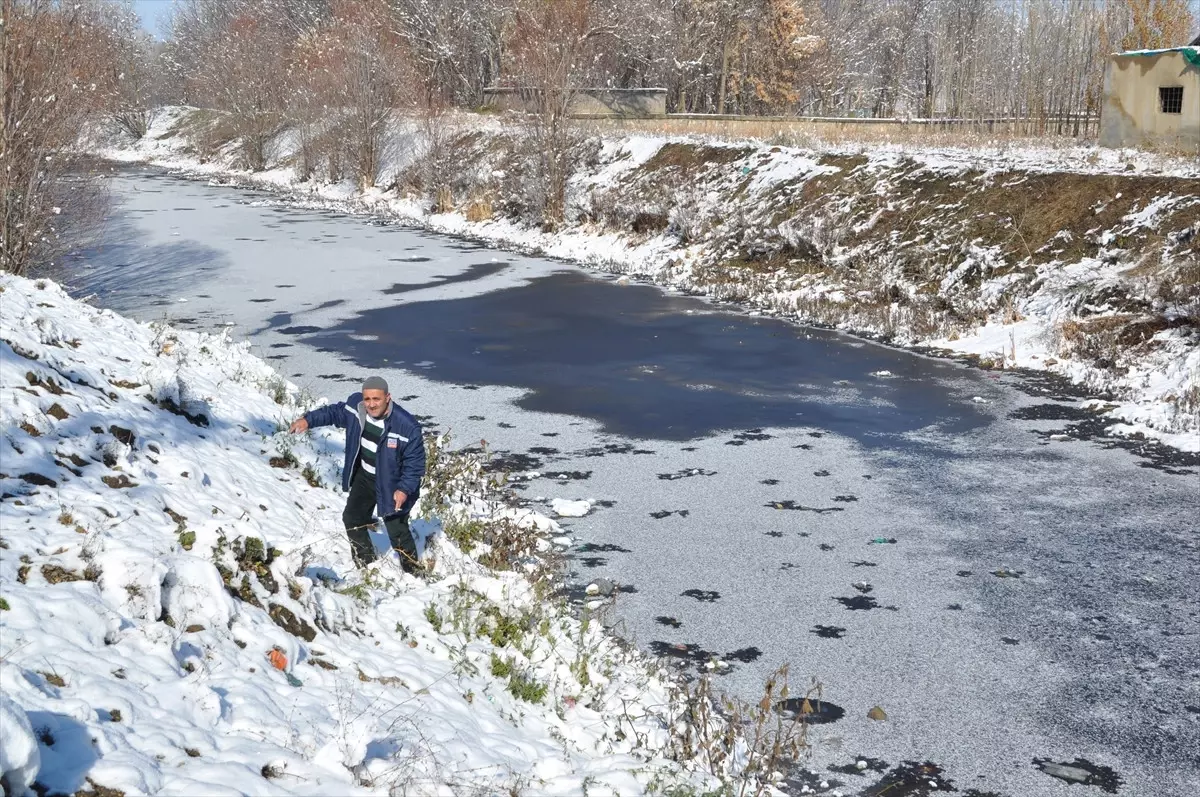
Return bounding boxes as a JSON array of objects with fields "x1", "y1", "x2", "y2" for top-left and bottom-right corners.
[
  {"x1": 585, "y1": 116, "x2": 1099, "y2": 150},
  {"x1": 579, "y1": 115, "x2": 1200, "y2": 160},
  {"x1": 435, "y1": 186, "x2": 455, "y2": 214},
  {"x1": 464, "y1": 190, "x2": 494, "y2": 222},
  {"x1": 1057, "y1": 313, "x2": 1176, "y2": 365}
]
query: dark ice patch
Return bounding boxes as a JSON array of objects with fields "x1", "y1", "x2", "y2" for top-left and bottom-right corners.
[
  {"x1": 655, "y1": 616, "x2": 682, "y2": 628},
  {"x1": 280, "y1": 325, "x2": 321, "y2": 335},
  {"x1": 577, "y1": 542, "x2": 631, "y2": 554},
  {"x1": 857, "y1": 761, "x2": 956, "y2": 795},
  {"x1": 760, "y1": 478, "x2": 780, "y2": 485},
  {"x1": 1009, "y1": 403, "x2": 1093, "y2": 422},
  {"x1": 579, "y1": 442, "x2": 656, "y2": 457},
  {"x1": 681, "y1": 589, "x2": 720, "y2": 602},
  {"x1": 775, "y1": 697, "x2": 845, "y2": 724},
  {"x1": 650, "y1": 641, "x2": 717, "y2": 667},
  {"x1": 835, "y1": 595, "x2": 879, "y2": 611},
  {"x1": 249, "y1": 298, "x2": 275, "y2": 303},
  {"x1": 658, "y1": 468, "x2": 717, "y2": 480},
  {"x1": 811, "y1": 625, "x2": 846, "y2": 639},
  {"x1": 725, "y1": 646, "x2": 762, "y2": 663},
  {"x1": 549, "y1": 471, "x2": 592, "y2": 481},
  {"x1": 814, "y1": 469, "x2": 831, "y2": 477},
  {"x1": 768, "y1": 501, "x2": 844, "y2": 513},
  {"x1": 483, "y1": 452, "x2": 542, "y2": 473}
]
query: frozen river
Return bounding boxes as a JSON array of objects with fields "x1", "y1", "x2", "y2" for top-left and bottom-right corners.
[{"x1": 63, "y1": 166, "x2": 1200, "y2": 796}]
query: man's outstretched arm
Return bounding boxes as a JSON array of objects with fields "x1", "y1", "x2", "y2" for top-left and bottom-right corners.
[{"x1": 289, "y1": 401, "x2": 349, "y2": 433}]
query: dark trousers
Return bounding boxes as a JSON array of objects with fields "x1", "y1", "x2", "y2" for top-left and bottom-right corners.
[{"x1": 342, "y1": 464, "x2": 418, "y2": 570}]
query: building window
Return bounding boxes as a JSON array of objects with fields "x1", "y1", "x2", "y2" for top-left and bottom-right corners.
[{"x1": 1159, "y1": 86, "x2": 1183, "y2": 114}]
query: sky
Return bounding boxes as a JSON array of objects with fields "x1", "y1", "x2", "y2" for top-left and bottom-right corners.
[{"x1": 132, "y1": 0, "x2": 173, "y2": 39}]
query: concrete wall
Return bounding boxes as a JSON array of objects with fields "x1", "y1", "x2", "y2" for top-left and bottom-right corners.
[
  {"x1": 1099, "y1": 50, "x2": 1200, "y2": 151},
  {"x1": 482, "y1": 88, "x2": 667, "y2": 118}
]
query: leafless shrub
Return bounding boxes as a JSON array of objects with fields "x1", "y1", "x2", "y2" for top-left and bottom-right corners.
[{"x1": 669, "y1": 664, "x2": 817, "y2": 795}]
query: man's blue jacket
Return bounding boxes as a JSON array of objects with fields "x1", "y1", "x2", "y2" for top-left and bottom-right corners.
[{"x1": 304, "y1": 393, "x2": 425, "y2": 519}]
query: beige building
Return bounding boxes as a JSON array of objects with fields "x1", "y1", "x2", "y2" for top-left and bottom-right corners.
[{"x1": 1099, "y1": 39, "x2": 1200, "y2": 152}]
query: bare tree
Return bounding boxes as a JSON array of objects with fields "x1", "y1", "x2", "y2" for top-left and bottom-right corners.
[
  {"x1": 505, "y1": 0, "x2": 611, "y2": 223},
  {"x1": 329, "y1": 0, "x2": 413, "y2": 188},
  {"x1": 97, "y1": 4, "x2": 160, "y2": 140},
  {"x1": 1, "y1": 0, "x2": 125, "y2": 275}
]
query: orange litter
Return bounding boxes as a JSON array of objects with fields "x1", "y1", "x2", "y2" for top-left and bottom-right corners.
[{"x1": 268, "y1": 649, "x2": 288, "y2": 671}]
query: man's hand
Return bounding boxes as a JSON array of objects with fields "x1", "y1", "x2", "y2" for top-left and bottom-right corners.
[
  {"x1": 393, "y1": 490, "x2": 407, "y2": 510},
  {"x1": 288, "y1": 417, "x2": 309, "y2": 434}
]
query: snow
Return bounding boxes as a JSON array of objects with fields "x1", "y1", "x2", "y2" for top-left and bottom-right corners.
[
  {"x1": 549, "y1": 498, "x2": 593, "y2": 518},
  {"x1": 0, "y1": 274, "x2": 735, "y2": 796},
  {"x1": 0, "y1": 695, "x2": 40, "y2": 797}
]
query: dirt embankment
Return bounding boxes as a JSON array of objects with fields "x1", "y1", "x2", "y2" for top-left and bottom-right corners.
[{"x1": 422, "y1": 132, "x2": 1200, "y2": 427}]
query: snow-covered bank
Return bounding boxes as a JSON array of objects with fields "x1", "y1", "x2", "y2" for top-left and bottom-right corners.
[
  {"x1": 92, "y1": 108, "x2": 1199, "y2": 451},
  {"x1": 0, "y1": 273, "x2": 766, "y2": 795}
]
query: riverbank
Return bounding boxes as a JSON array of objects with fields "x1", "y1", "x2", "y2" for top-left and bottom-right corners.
[
  {"x1": 0, "y1": 272, "x2": 781, "y2": 796},
  {"x1": 88, "y1": 107, "x2": 1199, "y2": 452}
]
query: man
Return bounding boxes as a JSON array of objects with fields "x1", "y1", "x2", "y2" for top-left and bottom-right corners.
[{"x1": 289, "y1": 376, "x2": 425, "y2": 573}]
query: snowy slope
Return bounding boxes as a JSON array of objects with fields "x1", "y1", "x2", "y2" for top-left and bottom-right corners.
[
  {"x1": 0, "y1": 274, "x2": 745, "y2": 796},
  {"x1": 90, "y1": 109, "x2": 1200, "y2": 453}
]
